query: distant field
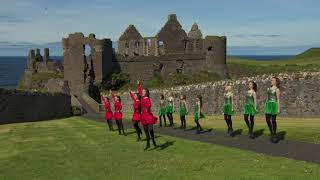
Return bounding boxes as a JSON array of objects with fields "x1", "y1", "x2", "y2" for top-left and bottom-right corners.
[
  {"x1": 226, "y1": 48, "x2": 320, "y2": 78},
  {"x1": 228, "y1": 48, "x2": 320, "y2": 65},
  {"x1": 0, "y1": 117, "x2": 319, "y2": 179}
]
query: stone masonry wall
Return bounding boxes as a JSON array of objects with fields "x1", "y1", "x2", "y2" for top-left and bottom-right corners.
[
  {"x1": 0, "y1": 89, "x2": 72, "y2": 124},
  {"x1": 116, "y1": 72, "x2": 320, "y2": 117}
]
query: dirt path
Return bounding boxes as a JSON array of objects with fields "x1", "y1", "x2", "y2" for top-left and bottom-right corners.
[{"x1": 82, "y1": 113, "x2": 320, "y2": 164}]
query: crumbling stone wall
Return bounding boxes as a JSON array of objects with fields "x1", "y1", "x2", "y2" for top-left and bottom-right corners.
[
  {"x1": 24, "y1": 48, "x2": 64, "y2": 90},
  {"x1": 118, "y1": 72, "x2": 320, "y2": 117},
  {"x1": 62, "y1": 33, "x2": 113, "y2": 95},
  {"x1": 0, "y1": 89, "x2": 72, "y2": 124}
]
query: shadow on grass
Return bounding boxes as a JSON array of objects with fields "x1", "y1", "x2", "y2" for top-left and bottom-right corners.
[
  {"x1": 253, "y1": 129, "x2": 265, "y2": 138},
  {"x1": 186, "y1": 127, "x2": 197, "y2": 131},
  {"x1": 125, "y1": 131, "x2": 137, "y2": 135},
  {"x1": 200, "y1": 128, "x2": 213, "y2": 134},
  {"x1": 141, "y1": 135, "x2": 162, "y2": 142},
  {"x1": 231, "y1": 129, "x2": 243, "y2": 137},
  {"x1": 156, "y1": 141, "x2": 175, "y2": 151},
  {"x1": 277, "y1": 131, "x2": 287, "y2": 141}
]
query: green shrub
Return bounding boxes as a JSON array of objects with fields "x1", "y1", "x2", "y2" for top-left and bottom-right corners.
[
  {"x1": 100, "y1": 72, "x2": 130, "y2": 90},
  {"x1": 147, "y1": 75, "x2": 164, "y2": 88}
]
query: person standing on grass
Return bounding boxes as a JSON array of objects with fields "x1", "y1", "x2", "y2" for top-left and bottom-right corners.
[
  {"x1": 110, "y1": 90, "x2": 126, "y2": 136},
  {"x1": 137, "y1": 80, "x2": 158, "y2": 150},
  {"x1": 166, "y1": 93, "x2": 175, "y2": 126},
  {"x1": 101, "y1": 94, "x2": 113, "y2": 131},
  {"x1": 243, "y1": 81, "x2": 258, "y2": 139},
  {"x1": 179, "y1": 95, "x2": 188, "y2": 129},
  {"x1": 264, "y1": 77, "x2": 281, "y2": 143},
  {"x1": 223, "y1": 85, "x2": 235, "y2": 136},
  {"x1": 129, "y1": 90, "x2": 143, "y2": 141},
  {"x1": 194, "y1": 95, "x2": 204, "y2": 134},
  {"x1": 158, "y1": 94, "x2": 167, "y2": 127}
]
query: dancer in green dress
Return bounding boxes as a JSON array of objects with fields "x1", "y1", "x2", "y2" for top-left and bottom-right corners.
[
  {"x1": 179, "y1": 95, "x2": 188, "y2": 129},
  {"x1": 194, "y1": 95, "x2": 204, "y2": 134},
  {"x1": 158, "y1": 94, "x2": 167, "y2": 127},
  {"x1": 264, "y1": 77, "x2": 281, "y2": 143},
  {"x1": 223, "y1": 85, "x2": 234, "y2": 136},
  {"x1": 166, "y1": 94, "x2": 175, "y2": 126},
  {"x1": 243, "y1": 81, "x2": 258, "y2": 139}
]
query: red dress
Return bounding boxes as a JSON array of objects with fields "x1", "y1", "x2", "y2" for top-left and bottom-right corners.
[
  {"x1": 112, "y1": 94, "x2": 123, "y2": 121},
  {"x1": 101, "y1": 96, "x2": 113, "y2": 120},
  {"x1": 129, "y1": 91, "x2": 141, "y2": 121},
  {"x1": 138, "y1": 83, "x2": 157, "y2": 125}
]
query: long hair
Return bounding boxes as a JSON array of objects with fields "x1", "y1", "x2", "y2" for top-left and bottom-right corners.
[
  {"x1": 197, "y1": 95, "x2": 203, "y2": 108},
  {"x1": 272, "y1": 76, "x2": 283, "y2": 91},
  {"x1": 117, "y1": 95, "x2": 121, "y2": 102},
  {"x1": 135, "y1": 93, "x2": 141, "y2": 101},
  {"x1": 160, "y1": 94, "x2": 164, "y2": 100},
  {"x1": 145, "y1": 88, "x2": 150, "y2": 97},
  {"x1": 181, "y1": 94, "x2": 186, "y2": 100},
  {"x1": 249, "y1": 81, "x2": 257, "y2": 92}
]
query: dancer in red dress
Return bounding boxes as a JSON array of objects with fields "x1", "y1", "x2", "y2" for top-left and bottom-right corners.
[
  {"x1": 129, "y1": 90, "x2": 143, "y2": 141},
  {"x1": 101, "y1": 95, "x2": 113, "y2": 131},
  {"x1": 137, "y1": 80, "x2": 157, "y2": 150},
  {"x1": 110, "y1": 90, "x2": 126, "y2": 136}
]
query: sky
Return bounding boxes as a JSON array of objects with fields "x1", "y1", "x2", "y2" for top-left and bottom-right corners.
[{"x1": 0, "y1": 0, "x2": 319, "y2": 55}]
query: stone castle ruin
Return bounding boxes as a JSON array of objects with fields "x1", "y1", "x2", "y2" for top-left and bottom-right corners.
[
  {"x1": 24, "y1": 14, "x2": 228, "y2": 97},
  {"x1": 62, "y1": 14, "x2": 228, "y2": 96},
  {"x1": 24, "y1": 48, "x2": 63, "y2": 89}
]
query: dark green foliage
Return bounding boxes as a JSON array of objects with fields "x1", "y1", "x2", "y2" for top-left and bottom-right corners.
[
  {"x1": 100, "y1": 73, "x2": 131, "y2": 90},
  {"x1": 88, "y1": 83, "x2": 101, "y2": 103},
  {"x1": 146, "y1": 75, "x2": 165, "y2": 88}
]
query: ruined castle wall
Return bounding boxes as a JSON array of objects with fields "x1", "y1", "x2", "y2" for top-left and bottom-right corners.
[
  {"x1": 0, "y1": 89, "x2": 72, "y2": 124},
  {"x1": 118, "y1": 72, "x2": 320, "y2": 117},
  {"x1": 114, "y1": 54, "x2": 206, "y2": 82}
]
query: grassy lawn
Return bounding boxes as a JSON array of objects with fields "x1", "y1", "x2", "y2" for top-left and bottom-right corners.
[
  {"x1": 0, "y1": 117, "x2": 319, "y2": 179},
  {"x1": 124, "y1": 113, "x2": 320, "y2": 144}
]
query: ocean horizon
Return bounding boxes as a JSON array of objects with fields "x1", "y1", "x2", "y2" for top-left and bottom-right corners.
[{"x1": 0, "y1": 55, "x2": 293, "y2": 89}]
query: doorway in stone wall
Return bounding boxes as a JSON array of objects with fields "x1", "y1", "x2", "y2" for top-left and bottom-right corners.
[{"x1": 83, "y1": 44, "x2": 95, "y2": 83}]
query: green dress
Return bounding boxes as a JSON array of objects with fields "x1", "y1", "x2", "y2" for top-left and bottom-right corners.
[
  {"x1": 223, "y1": 93, "x2": 234, "y2": 115},
  {"x1": 179, "y1": 101, "x2": 188, "y2": 117},
  {"x1": 243, "y1": 91, "x2": 257, "y2": 116},
  {"x1": 158, "y1": 100, "x2": 166, "y2": 116},
  {"x1": 194, "y1": 102, "x2": 204, "y2": 122},
  {"x1": 264, "y1": 87, "x2": 278, "y2": 115},
  {"x1": 166, "y1": 100, "x2": 174, "y2": 114}
]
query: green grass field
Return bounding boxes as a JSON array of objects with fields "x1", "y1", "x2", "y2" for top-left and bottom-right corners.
[
  {"x1": 0, "y1": 117, "x2": 319, "y2": 179},
  {"x1": 123, "y1": 113, "x2": 320, "y2": 144}
]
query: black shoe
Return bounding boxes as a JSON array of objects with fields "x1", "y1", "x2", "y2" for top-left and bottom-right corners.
[
  {"x1": 152, "y1": 140, "x2": 157, "y2": 147},
  {"x1": 118, "y1": 131, "x2": 122, "y2": 135},
  {"x1": 249, "y1": 132, "x2": 255, "y2": 139},
  {"x1": 229, "y1": 128, "x2": 234, "y2": 136},
  {"x1": 144, "y1": 142, "x2": 150, "y2": 151},
  {"x1": 137, "y1": 137, "x2": 141, "y2": 142},
  {"x1": 123, "y1": 132, "x2": 127, "y2": 136},
  {"x1": 272, "y1": 134, "x2": 278, "y2": 143}
]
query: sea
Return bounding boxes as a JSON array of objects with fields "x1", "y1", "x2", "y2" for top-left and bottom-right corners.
[{"x1": 0, "y1": 55, "x2": 292, "y2": 89}]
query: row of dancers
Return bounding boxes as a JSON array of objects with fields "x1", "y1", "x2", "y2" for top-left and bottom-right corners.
[{"x1": 101, "y1": 77, "x2": 282, "y2": 150}]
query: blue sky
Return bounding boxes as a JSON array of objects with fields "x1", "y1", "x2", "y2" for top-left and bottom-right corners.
[{"x1": 0, "y1": 0, "x2": 319, "y2": 55}]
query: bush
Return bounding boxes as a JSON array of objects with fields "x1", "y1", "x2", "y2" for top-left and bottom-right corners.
[
  {"x1": 168, "y1": 73, "x2": 190, "y2": 86},
  {"x1": 147, "y1": 75, "x2": 164, "y2": 88},
  {"x1": 100, "y1": 73, "x2": 130, "y2": 90}
]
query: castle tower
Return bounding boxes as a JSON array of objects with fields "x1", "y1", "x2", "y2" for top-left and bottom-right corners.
[
  {"x1": 43, "y1": 48, "x2": 49, "y2": 65},
  {"x1": 63, "y1": 32, "x2": 113, "y2": 96},
  {"x1": 187, "y1": 23, "x2": 203, "y2": 53},
  {"x1": 35, "y1": 48, "x2": 43, "y2": 62},
  {"x1": 118, "y1": 24, "x2": 143, "y2": 56},
  {"x1": 156, "y1": 14, "x2": 188, "y2": 55},
  {"x1": 27, "y1": 49, "x2": 36, "y2": 71},
  {"x1": 204, "y1": 36, "x2": 229, "y2": 78}
]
